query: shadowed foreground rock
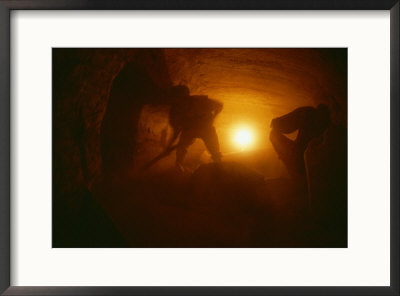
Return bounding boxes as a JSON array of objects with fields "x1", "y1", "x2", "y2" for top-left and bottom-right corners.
[{"x1": 92, "y1": 160, "x2": 345, "y2": 247}]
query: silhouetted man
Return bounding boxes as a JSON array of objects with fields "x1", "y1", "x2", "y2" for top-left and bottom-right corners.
[
  {"x1": 270, "y1": 104, "x2": 331, "y2": 177},
  {"x1": 141, "y1": 85, "x2": 223, "y2": 171},
  {"x1": 169, "y1": 85, "x2": 223, "y2": 170}
]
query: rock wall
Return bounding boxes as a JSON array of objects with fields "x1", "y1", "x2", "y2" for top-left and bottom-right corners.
[
  {"x1": 53, "y1": 49, "x2": 171, "y2": 194},
  {"x1": 52, "y1": 49, "x2": 171, "y2": 246}
]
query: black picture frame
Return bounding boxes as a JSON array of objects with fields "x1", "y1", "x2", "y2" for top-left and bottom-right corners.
[{"x1": 0, "y1": 1, "x2": 398, "y2": 295}]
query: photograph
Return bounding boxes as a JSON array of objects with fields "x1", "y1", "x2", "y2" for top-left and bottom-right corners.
[{"x1": 52, "y1": 48, "x2": 348, "y2": 248}]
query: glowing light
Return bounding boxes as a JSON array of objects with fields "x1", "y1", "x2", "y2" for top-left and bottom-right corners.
[{"x1": 233, "y1": 127, "x2": 254, "y2": 150}]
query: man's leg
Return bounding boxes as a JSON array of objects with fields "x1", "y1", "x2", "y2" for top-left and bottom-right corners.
[
  {"x1": 176, "y1": 131, "x2": 195, "y2": 167},
  {"x1": 202, "y1": 126, "x2": 222, "y2": 162}
]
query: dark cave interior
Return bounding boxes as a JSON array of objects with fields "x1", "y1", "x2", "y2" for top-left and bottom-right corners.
[{"x1": 53, "y1": 48, "x2": 347, "y2": 248}]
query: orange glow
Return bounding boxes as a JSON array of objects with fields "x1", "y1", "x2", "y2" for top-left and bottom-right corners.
[{"x1": 232, "y1": 126, "x2": 255, "y2": 151}]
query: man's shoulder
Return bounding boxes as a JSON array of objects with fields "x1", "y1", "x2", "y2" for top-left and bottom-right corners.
[
  {"x1": 191, "y1": 95, "x2": 209, "y2": 100},
  {"x1": 295, "y1": 106, "x2": 316, "y2": 112}
]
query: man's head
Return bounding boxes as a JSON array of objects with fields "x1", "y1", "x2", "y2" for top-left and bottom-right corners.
[{"x1": 316, "y1": 104, "x2": 331, "y2": 127}]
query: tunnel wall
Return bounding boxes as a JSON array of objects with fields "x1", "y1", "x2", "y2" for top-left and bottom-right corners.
[
  {"x1": 53, "y1": 48, "x2": 171, "y2": 196},
  {"x1": 52, "y1": 49, "x2": 171, "y2": 245}
]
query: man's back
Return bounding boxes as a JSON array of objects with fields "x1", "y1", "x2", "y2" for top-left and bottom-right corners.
[{"x1": 170, "y1": 95, "x2": 222, "y2": 131}]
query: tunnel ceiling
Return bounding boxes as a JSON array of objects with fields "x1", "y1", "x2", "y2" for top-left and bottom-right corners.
[{"x1": 163, "y1": 48, "x2": 347, "y2": 128}]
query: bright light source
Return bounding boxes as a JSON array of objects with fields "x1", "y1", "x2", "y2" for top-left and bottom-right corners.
[{"x1": 233, "y1": 127, "x2": 254, "y2": 150}]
